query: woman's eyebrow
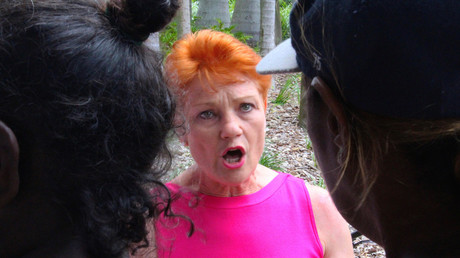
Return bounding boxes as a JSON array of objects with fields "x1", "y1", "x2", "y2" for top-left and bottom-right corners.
[
  {"x1": 233, "y1": 94, "x2": 260, "y2": 101},
  {"x1": 189, "y1": 100, "x2": 216, "y2": 107}
]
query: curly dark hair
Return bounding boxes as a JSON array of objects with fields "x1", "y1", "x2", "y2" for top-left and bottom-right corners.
[{"x1": 0, "y1": 0, "x2": 179, "y2": 256}]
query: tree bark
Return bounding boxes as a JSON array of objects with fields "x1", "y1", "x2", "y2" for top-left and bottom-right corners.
[
  {"x1": 176, "y1": 0, "x2": 191, "y2": 39},
  {"x1": 145, "y1": 32, "x2": 161, "y2": 52},
  {"x1": 231, "y1": 0, "x2": 260, "y2": 47},
  {"x1": 275, "y1": 0, "x2": 282, "y2": 45},
  {"x1": 260, "y1": 0, "x2": 276, "y2": 56},
  {"x1": 196, "y1": 0, "x2": 230, "y2": 28}
]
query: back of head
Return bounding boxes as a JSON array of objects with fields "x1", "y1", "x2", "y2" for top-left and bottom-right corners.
[
  {"x1": 290, "y1": 0, "x2": 460, "y2": 119},
  {"x1": 165, "y1": 30, "x2": 271, "y2": 105},
  {"x1": 287, "y1": 0, "x2": 460, "y2": 189},
  {"x1": 258, "y1": 0, "x2": 460, "y2": 253},
  {"x1": 0, "y1": 0, "x2": 178, "y2": 256}
]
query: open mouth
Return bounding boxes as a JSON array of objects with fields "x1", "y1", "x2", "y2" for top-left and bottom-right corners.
[
  {"x1": 222, "y1": 146, "x2": 245, "y2": 164},
  {"x1": 223, "y1": 149, "x2": 243, "y2": 163}
]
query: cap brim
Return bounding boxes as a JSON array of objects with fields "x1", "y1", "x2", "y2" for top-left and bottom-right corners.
[{"x1": 256, "y1": 38, "x2": 300, "y2": 75}]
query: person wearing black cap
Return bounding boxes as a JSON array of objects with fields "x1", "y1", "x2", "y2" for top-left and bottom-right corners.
[
  {"x1": 257, "y1": 0, "x2": 459, "y2": 257},
  {"x1": 0, "y1": 0, "x2": 178, "y2": 257}
]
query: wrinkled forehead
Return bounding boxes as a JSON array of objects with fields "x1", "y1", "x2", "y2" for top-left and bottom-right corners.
[{"x1": 178, "y1": 72, "x2": 265, "y2": 105}]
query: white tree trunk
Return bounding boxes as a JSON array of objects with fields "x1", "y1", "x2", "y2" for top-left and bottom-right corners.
[
  {"x1": 196, "y1": 0, "x2": 230, "y2": 28},
  {"x1": 260, "y1": 0, "x2": 276, "y2": 56},
  {"x1": 145, "y1": 32, "x2": 161, "y2": 52},
  {"x1": 176, "y1": 0, "x2": 191, "y2": 39},
  {"x1": 231, "y1": 0, "x2": 260, "y2": 47}
]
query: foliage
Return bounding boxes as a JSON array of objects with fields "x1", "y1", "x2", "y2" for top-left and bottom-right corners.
[
  {"x1": 280, "y1": 0, "x2": 293, "y2": 40},
  {"x1": 229, "y1": 0, "x2": 236, "y2": 17},
  {"x1": 207, "y1": 19, "x2": 253, "y2": 45},
  {"x1": 311, "y1": 151, "x2": 318, "y2": 168},
  {"x1": 272, "y1": 74, "x2": 300, "y2": 105},
  {"x1": 305, "y1": 135, "x2": 313, "y2": 150},
  {"x1": 159, "y1": 21, "x2": 178, "y2": 55},
  {"x1": 259, "y1": 150, "x2": 284, "y2": 171},
  {"x1": 191, "y1": 0, "x2": 199, "y2": 17},
  {"x1": 314, "y1": 176, "x2": 326, "y2": 189}
]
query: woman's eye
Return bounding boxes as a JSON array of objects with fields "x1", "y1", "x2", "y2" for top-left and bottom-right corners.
[
  {"x1": 199, "y1": 110, "x2": 214, "y2": 120},
  {"x1": 240, "y1": 103, "x2": 254, "y2": 112}
]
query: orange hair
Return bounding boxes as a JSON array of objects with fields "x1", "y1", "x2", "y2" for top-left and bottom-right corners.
[{"x1": 165, "y1": 29, "x2": 271, "y2": 105}]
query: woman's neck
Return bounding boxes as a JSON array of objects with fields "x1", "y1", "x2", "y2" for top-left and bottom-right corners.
[{"x1": 171, "y1": 164, "x2": 278, "y2": 197}]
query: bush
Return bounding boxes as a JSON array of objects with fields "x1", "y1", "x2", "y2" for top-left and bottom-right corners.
[
  {"x1": 280, "y1": 0, "x2": 293, "y2": 40},
  {"x1": 259, "y1": 150, "x2": 284, "y2": 171},
  {"x1": 159, "y1": 22, "x2": 177, "y2": 55},
  {"x1": 272, "y1": 74, "x2": 301, "y2": 105}
]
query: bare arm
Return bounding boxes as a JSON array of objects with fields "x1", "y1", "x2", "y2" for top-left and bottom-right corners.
[{"x1": 306, "y1": 184, "x2": 354, "y2": 258}]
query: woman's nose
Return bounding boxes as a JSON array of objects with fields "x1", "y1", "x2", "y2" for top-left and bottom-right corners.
[{"x1": 220, "y1": 114, "x2": 243, "y2": 139}]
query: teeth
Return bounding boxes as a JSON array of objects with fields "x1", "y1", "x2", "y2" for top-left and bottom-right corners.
[{"x1": 225, "y1": 157, "x2": 240, "y2": 163}]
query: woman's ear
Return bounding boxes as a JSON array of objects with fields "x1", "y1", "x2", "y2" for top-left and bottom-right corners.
[
  {"x1": 310, "y1": 77, "x2": 348, "y2": 135},
  {"x1": 0, "y1": 121, "x2": 20, "y2": 208}
]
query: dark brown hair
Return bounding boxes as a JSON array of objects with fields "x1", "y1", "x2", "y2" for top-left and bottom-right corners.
[{"x1": 0, "y1": 0, "x2": 178, "y2": 256}]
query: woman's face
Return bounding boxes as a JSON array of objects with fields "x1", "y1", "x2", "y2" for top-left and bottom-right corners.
[{"x1": 182, "y1": 74, "x2": 266, "y2": 188}]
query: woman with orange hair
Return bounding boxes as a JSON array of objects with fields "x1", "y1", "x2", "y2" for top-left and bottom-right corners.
[{"x1": 153, "y1": 30, "x2": 353, "y2": 257}]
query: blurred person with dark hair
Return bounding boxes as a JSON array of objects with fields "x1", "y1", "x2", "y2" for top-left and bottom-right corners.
[{"x1": 0, "y1": 0, "x2": 179, "y2": 256}]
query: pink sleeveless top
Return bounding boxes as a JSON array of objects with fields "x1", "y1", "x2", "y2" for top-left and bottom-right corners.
[{"x1": 155, "y1": 172, "x2": 324, "y2": 257}]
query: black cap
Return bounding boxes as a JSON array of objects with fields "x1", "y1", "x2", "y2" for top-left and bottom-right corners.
[{"x1": 257, "y1": 0, "x2": 460, "y2": 119}]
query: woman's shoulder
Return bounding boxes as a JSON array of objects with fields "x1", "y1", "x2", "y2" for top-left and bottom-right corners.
[
  {"x1": 305, "y1": 183, "x2": 344, "y2": 227},
  {"x1": 305, "y1": 183, "x2": 354, "y2": 257},
  {"x1": 305, "y1": 184, "x2": 330, "y2": 205},
  {"x1": 256, "y1": 164, "x2": 280, "y2": 185}
]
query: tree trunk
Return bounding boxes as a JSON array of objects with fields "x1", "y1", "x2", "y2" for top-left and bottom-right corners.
[
  {"x1": 231, "y1": 0, "x2": 260, "y2": 47},
  {"x1": 176, "y1": 0, "x2": 191, "y2": 39},
  {"x1": 275, "y1": 0, "x2": 282, "y2": 45},
  {"x1": 145, "y1": 32, "x2": 161, "y2": 52},
  {"x1": 260, "y1": 0, "x2": 276, "y2": 56},
  {"x1": 196, "y1": 0, "x2": 230, "y2": 28}
]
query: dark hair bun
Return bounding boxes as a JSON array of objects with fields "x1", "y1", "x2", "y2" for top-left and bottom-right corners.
[{"x1": 106, "y1": 0, "x2": 179, "y2": 42}]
